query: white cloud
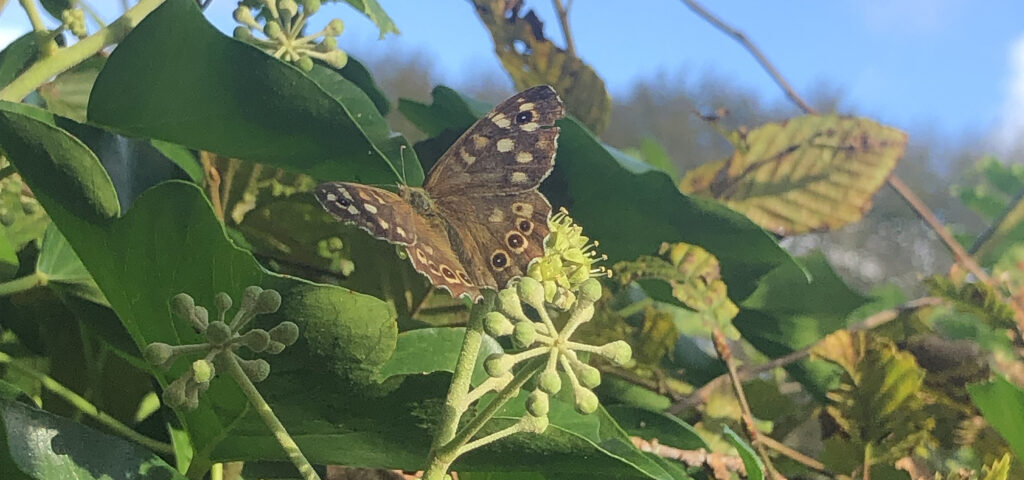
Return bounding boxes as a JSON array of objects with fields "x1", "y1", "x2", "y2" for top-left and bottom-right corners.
[{"x1": 995, "y1": 33, "x2": 1024, "y2": 152}]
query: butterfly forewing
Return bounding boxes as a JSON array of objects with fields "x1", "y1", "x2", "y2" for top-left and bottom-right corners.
[
  {"x1": 314, "y1": 85, "x2": 565, "y2": 302},
  {"x1": 423, "y1": 85, "x2": 564, "y2": 198},
  {"x1": 314, "y1": 182, "x2": 483, "y2": 299}
]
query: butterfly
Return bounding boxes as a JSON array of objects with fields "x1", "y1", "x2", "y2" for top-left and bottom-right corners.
[{"x1": 314, "y1": 85, "x2": 565, "y2": 301}]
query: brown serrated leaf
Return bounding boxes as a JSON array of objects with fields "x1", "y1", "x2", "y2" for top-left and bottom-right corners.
[
  {"x1": 614, "y1": 242, "x2": 738, "y2": 327},
  {"x1": 680, "y1": 114, "x2": 907, "y2": 235},
  {"x1": 472, "y1": 0, "x2": 611, "y2": 134}
]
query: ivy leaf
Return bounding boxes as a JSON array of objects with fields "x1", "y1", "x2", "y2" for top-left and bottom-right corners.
[
  {"x1": 339, "y1": 0, "x2": 399, "y2": 39},
  {"x1": 35, "y1": 224, "x2": 106, "y2": 306},
  {"x1": 88, "y1": 0, "x2": 420, "y2": 187},
  {"x1": 0, "y1": 396, "x2": 186, "y2": 480},
  {"x1": 681, "y1": 114, "x2": 907, "y2": 235},
  {"x1": 968, "y1": 376, "x2": 1024, "y2": 463},
  {"x1": 0, "y1": 33, "x2": 39, "y2": 89},
  {"x1": 471, "y1": 0, "x2": 612, "y2": 134},
  {"x1": 38, "y1": 56, "x2": 104, "y2": 122}
]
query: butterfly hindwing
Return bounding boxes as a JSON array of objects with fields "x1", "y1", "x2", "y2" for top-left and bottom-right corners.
[
  {"x1": 314, "y1": 182, "x2": 482, "y2": 299},
  {"x1": 423, "y1": 85, "x2": 564, "y2": 198},
  {"x1": 436, "y1": 189, "x2": 551, "y2": 288}
]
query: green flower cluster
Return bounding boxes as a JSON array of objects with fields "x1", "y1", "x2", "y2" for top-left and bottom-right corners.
[
  {"x1": 233, "y1": 0, "x2": 348, "y2": 71},
  {"x1": 527, "y1": 209, "x2": 609, "y2": 310},
  {"x1": 482, "y1": 277, "x2": 631, "y2": 423},
  {"x1": 60, "y1": 8, "x2": 87, "y2": 39},
  {"x1": 144, "y1": 286, "x2": 298, "y2": 409}
]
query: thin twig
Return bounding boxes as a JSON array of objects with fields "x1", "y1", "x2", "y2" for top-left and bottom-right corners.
[
  {"x1": 632, "y1": 437, "x2": 747, "y2": 478},
  {"x1": 679, "y1": 0, "x2": 1024, "y2": 333},
  {"x1": 969, "y1": 187, "x2": 1024, "y2": 257},
  {"x1": 760, "y1": 435, "x2": 829, "y2": 475},
  {"x1": 712, "y1": 328, "x2": 786, "y2": 480},
  {"x1": 200, "y1": 151, "x2": 223, "y2": 221},
  {"x1": 551, "y1": 0, "x2": 576, "y2": 57},
  {"x1": 679, "y1": 0, "x2": 815, "y2": 114},
  {"x1": 670, "y1": 297, "x2": 943, "y2": 413}
]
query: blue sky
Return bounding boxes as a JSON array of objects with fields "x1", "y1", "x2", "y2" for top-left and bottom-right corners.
[{"x1": 3, "y1": 1, "x2": 1023, "y2": 150}]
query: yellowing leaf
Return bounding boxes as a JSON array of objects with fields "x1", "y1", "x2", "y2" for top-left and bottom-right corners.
[
  {"x1": 681, "y1": 114, "x2": 907, "y2": 235},
  {"x1": 924, "y1": 275, "x2": 1017, "y2": 330},
  {"x1": 614, "y1": 242, "x2": 738, "y2": 327},
  {"x1": 472, "y1": 0, "x2": 611, "y2": 134},
  {"x1": 981, "y1": 453, "x2": 1012, "y2": 480}
]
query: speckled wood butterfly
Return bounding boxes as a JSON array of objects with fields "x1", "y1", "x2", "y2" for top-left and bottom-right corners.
[{"x1": 314, "y1": 85, "x2": 564, "y2": 301}]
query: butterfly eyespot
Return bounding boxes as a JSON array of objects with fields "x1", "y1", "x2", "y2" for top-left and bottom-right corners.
[
  {"x1": 457, "y1": 271, "x2": 472, "y2": 285},
  {"x1": 505, "y1": 232, "x2": 527, "y2": 252},
  {"x1": 515, "y1": 111, "x2": 533, "y2": 124},
  {"x1": 490, "y1": 250, "x2": 509, "y2": 270},
  {"x1": 441, "y1": 266, "x2": 458, "y2": 281},
  {"x1": 337, "y1": 198, "x2": 351, "y2": 207},
  {"x1": 517, "y1": 219, "x2": 533, "y2": 234}
]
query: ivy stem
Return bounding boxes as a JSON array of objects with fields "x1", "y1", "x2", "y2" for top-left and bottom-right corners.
[
  {"x1": 17, "y1": 0, "x2": 57, "y2": 57},
  {"x1": 0, "y1": 0, "x2": 165, "y2": 102},
  {"x1": 219, "y1": 351, "x2": 320, "y2": 480},
  {"x1": 0, "y1": 351, "x2": 175, "y2": 455},
  {"x1": 424, "y1": 292, "x2": 495, "y2": 477},
  {"x1": 0, "y1": 271, "x2": 46, "y2": 296}
]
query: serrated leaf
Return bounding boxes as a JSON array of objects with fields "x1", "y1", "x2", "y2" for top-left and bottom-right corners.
[
  {"x1": 340, "y1": 0, "x2": 399, "y2": 38},
  {"x1": 981, "y1": 453, "x2": 1012, "y2": 480},
  {"x1": 681, "y1": 114, "x2": 907, "y2": 235},
  {"x1": 615, "y1": 242, "x2": 738, "y2": 328},
  {"x1": 472, "y1": 0, "x2": 612, "y2": 134},
  {"x1": 924, "y1": 275, "x2": 1017, "y2": 330},
  {"x1": 815, "y1": 331, "x2": 933, "y2": 470}
]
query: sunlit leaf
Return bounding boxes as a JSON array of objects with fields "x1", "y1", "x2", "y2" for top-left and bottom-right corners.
[
  {"x1": 968, "y1": 376, "x2": 1024, "y2": 463},
  {"x1": 471, "y1": 0, "x2": 612, "y2": 134},
  {"x1": 681, "y1": 114, "x2": 907, "y2": 235},
  {"x1": 615, "y1": 242, "x2": 738, "y2": 328},
  {"x1": 722, "y1": 425, "x2": 762, "y2": 480},
  {"x1": 924, "y1": 275, "x2": 1017, "y2": 330}
]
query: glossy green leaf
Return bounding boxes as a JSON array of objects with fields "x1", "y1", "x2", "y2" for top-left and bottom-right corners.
[
  {"x1": 734, "y1": 253, "x2": 869, "y2": 399},
  {"x1": 606, "y1": 405, "x2": 707, "y2": 451},
  {"x1": 377, "y1": 327, "x2": 502, "y2": 385},
  {"x1": 339, "y1": 57, "x2": 390, "y2": 115},
  {"x1": 968, "y1": 376, "x2": 1024, "y2": 462},
  {"x1": 0, "y1": 33, "x2": 38, "y2": 89},
  {"x1": 88, "y1": 0, "x2": 421, "y2": 187},
  {"x1": 38, "y1": 56, "x2": 104, "y2": 122},
  {"x1": 35, "y1": 224, "x2": 106, "y2": 305},
  {"x1": 342, "y1": 0, "x2": 400, "y2": 38},
  {"x1": 722, "y1": 425, "x2": 764, "y2": 480},
  {"x1": 401, "y1": 87, "x2": 798, "y2": 301},
  {"x1": 0, "y1": 228, "x2": 16, "y2": 280},
  {"x1": 0, "y1": 397, "x2": 186, "y2": 480},
  {"x1": 0, "y1": 104, "x2": 399, "y2": 470}
]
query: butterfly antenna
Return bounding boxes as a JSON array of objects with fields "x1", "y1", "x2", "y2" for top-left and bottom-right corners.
[{"x1": 398, "y1": 144, "x2": 408, "y2": 186}]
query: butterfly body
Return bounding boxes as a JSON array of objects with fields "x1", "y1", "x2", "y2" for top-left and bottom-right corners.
[{"x1": 315, "y1": 85, "x2": 565, "y2": 301}]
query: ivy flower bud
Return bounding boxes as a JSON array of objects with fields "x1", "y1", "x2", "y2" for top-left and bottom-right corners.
[
  {"x1": 526, "y1": 390, "x2": 549, "y2": 417},
  {"x1": 269, "y1": 322, "x2": 299, "y2": 346},
  {"x1": 483, "y1": 312, "x2": 514, "y2": 337},
  {"x1": 214, "y1": 292, "x2": 233, "y2": 315},
  {"x1": 578, "y1": 278, "x2": 602, "y2": 305},
  {"x1": 144, "y1": 342, "x2": 174, "y2": 366},
  {"x1": 517, "y1": 276, "x2": 545, "y2": 309},
  {"x1": 233, "y1": 6, "x2": 256, "y2": 26},
  {"x1": 600, "y1": 340, "x2": 632, "y2": 366},
  {"x1": 163, "y1": 376, "x2": 188, "y2": 407},
  {"x1": 263, "y1": 21, "x2": 283, "y2": 39},
  {"x1": 324, "y1": 49, "x2": 348, "y2": 69},
  {"x1": 171, "y1": 293, "x2": 195, "y2": 321},
  {"x1": 577, "y1": 364, "x2": 601, "y2": 388},
  {"x1": 191, "y1": 306, "x2": 209, "y2": 331},
  {"x1": 241, "y1": 329, "x2": 271, "y2": 352},
  {"x1": 498, "y1": 287, "x2": 528, "y2": 322},
  {"x1": 255, "y1": 289, "x2": 282, "y2": 314},
  {"x1": 204, "y1": 321, "x2": 232, "y2": 345},
  {"x1": 191, "y1": 359, "x2": 215, "y2": 383},
  {"x1": 233, "y1": 26, "x2": 253, "y2": 42},
  {"x1": 241, "y1": 286, "x2": 263, "y2": 312},
  {"x1": 574, "y1": 387, "x2": 599, "y2": 414},
  {"x1": 265, "y1": 340, "x2": 286, "y2": 355},
  {"x1": 296, "y1": 55, "x2": 314, "y2": 72},
  {"x1": 239, "y1": 358, "x2": 271, "y2": 383},
  {"x1": 537, "y1": 370, "x2": 562, "y2": 394},
  {"x1": 325, "y1": 18, "x2": 345, "y2": 36},
  {"x1": 278, "y1": 0, "x2": 298, "y2": 22},
  {"x1": 484, "y1": 353, "x2": 514, "y2": 377},
  {"x1": 317, "y1": 36, "x2": 338, "y2": 52},
  {"x1": 512, "y1": 321, "x2": 536, "y2": 347},
  {"x1": 303, "y1": 0, "x2": 321, "y2": 14}
]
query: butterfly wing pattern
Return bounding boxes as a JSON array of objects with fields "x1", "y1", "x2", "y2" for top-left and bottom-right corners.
[{"x1": 315, "y1": 85, "x2": 565, "y2": 301}]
